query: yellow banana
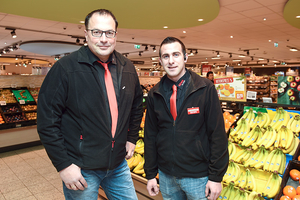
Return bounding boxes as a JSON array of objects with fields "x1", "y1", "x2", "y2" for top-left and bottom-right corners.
[
  {"x1": 248, "y1": 191, "x2": 264, "y2": 200},
  {"x1": 271, "y1": 149, "x2": 284, "y2": 173},
  {"x1": 285, "y1": 127, "x2": 295, "y2": 150},
  {"x1": 264, "y1": 172, "x2": 282, "y2": 199},
  {"x1": 133, "y1": 156, "x2": 145, "y2": 172},
  {"x1": 263, "y1": 126, "x2": 277, "y2": 149},
  {"x1": 253, "y1": 146, "x2": 268, "y2": 170},
  {"x1": 278, "y1": 126, "x2": 287, "y2": 149},
  {"x1": 282, "y1": 133, "x2": 295, "y2": 154},
  {"x1": 229, "y1": 142, "x2": 237, "y2": 160},
  {"x1": 245, "y1": 168, "x2": 257, "y2": 191},
  {"x1": 263, "y1": 112, "x2": 271, "y2": 129},
  {"x1": 133, "y1": 168, "x2": 145, "y2": 174},
  {"x1": 273, "y1": 128, "x2": 281, "y2": 148},
  {"x1": 287, "y1": 114, "x2": 295, "y2": 129},
  {"x1": 278, "y1": 150, "x2": 286, "y2": 175},
  {"x1": 242, "y1": 126, "x2": 259, "y2": 147},
  {"x1": 217, "y1": 184, "x2": 229, "y2": 200},
  {"x1": 222, "y1": 161, "x2": 234, "y2": 183},
  {"x1": 254, "y1": 112, "x2": 264, "y2": 128},
  {"x1": 289, "y1": 136, "x2": 300, "y2": 156},
  {"x1": 130, "y1": 153, "x2": 142, "y2": 170},
  {"x1": 225, "y1": 161, "x2": 240, "y2": 183},
  {"x1": 244, "y1": 146, "x2": 264, "y2": 168},
  {"x1": 269, "y1": 108, "x2": 281, "y2": 127},
  {"x1": 263, "y1": 149, "x2": 277, "y2": 172},
  {"x1": 222, "y1": 181, "x2": 235, "y2": 200}
]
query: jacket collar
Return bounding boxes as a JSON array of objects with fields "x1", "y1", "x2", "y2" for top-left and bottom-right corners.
[{"x1": 154, "y1": 70, "x2": 207, "y2": 95}]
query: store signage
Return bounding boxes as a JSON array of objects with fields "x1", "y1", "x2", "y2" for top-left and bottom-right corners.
[
  {"x1": 202, "y1": 65, "x2": 211, "y2": 75},
  {"x1": 274, "y1": 42, "x2": 278, "y2": 47},
  {"x1": 19, "y1": 100, "x2": 25, "y2": 104},
  {"x1": 0, "y1": 101, "x2": 6, "y2": 106},
  {"x1": 215, "y1": 76, "x2": 247, "y2": 102},
  {"x1": 134, "y1": 45, "x2": 141, "y2": 49},
  {"x1": 262, "y1": 97, "x2": 272, "y2": 103},
  {"x1": 247, "y1": 91, "x2": 257, "y2": 100}
]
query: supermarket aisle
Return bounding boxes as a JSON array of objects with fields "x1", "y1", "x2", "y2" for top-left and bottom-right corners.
[{"x1": 0, "y1": 145, "x2": 105, "y2": 200}]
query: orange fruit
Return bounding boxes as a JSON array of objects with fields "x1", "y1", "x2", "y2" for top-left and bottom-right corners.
[
  {"x1": 293, "y1": 195, "x2": 300, "y2": 200},
  {"x1": 280, "y1": 196, "x2": 291, "y2": 200},
  {"x1": 290, "y1": 169, "x2": 300, "y2": 181},
  {"x1": 297, "y1": 186, "x2": 300, "y2": 195},
  {"x1": 283, "y1": 185, "x2": 297, "y2": 198},
  {"x1": 298, "y1": 155, "x2": 300, "y2": 161},
  {"x1": 223, "y1": 111, "x2": 230, "y2": 118}
]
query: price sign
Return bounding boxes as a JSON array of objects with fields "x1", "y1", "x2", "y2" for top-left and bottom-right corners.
[
  {"x1": 247, "y1": 91, "x2": 257, "y2": 100},
  {"x1": 0, "y1": 101, "x2": 6, "y2": 106},
  {"x1": 19, "y1": 100, "x2": 25, "y2": 104}
]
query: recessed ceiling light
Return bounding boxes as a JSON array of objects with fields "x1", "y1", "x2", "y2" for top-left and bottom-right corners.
[
  {"x1": 290, "y1": 48, "x2": 298, "y2": 52},
  {"x1": 201, "y1": 61, "x2": 209, "y2": 63},
  {"x1": 183, "y1": 31, "x2": 186, "y2": 33},
  {"x1": 258, "y1": 58, "x2": 264, "y2": 60},
  {"x1": 198, "y1": 19, "x2": 204, "y2": 21},
  {"x1": 239, "y1": 55, "x2": 246, "y2": 57},
  {"x1": 79, "y1": 21, "x2": 85, "y2": 24},
  {"x1": 263, "y1": 18, "x2": 267, "y2": 21},
  {"x1": 163, "y1": 26, "x2": 168, "y2": 29},
  {"x1": 233, "y1": 59, "x2": 241, "y2": 62},
  {"x1": 268, "y1": 40, "x2": 272, "y2": 42},
  {"x1": 296, "y1": 16, "x2": 300, "y2": 18},
  {"x1": 230, "y1": 36, "x2": 233, "y2": 38},
  {"x1": 211, "y1": 57, "x2": 220, "y2": 59}
]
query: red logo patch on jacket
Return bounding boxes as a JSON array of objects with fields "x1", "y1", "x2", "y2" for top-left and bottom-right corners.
[{"x1": 187, "y1": 107, "x2": 200, "y2": 115}]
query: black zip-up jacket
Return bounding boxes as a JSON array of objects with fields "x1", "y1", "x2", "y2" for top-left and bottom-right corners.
[
  {"x1": 37, "y1": 46, "x2": 143, "y2": 172},
  {"x1": 144, "y1": 70, "x2": 228, "y2": 182}
]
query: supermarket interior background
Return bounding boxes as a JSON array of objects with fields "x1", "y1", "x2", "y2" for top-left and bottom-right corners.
[{"x1": 0, "y1": 0, "x2": 300, "y2": 200}]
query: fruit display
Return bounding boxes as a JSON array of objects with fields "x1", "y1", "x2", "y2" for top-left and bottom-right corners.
[
  {"x1": 0, "y1": 89, "x2": 17, "y2": 103},
  {"x1": 278, "y1": 76, "x2": 300, "y2": 105},
  {"x1": 25, "y1": 112, "x2": 37, "y2": 120},
  {"x1": 223, "y1": 111, "x2": 239, "y2": 132},
  {"x1": 5, "y1": 113, "x2": 27, "y2": 123},
  {"x1": 28, "y1": 87, "x2": 40, "y2": 103},
  {"x1": 1, "y1": 105, "x2": 21, "y2": 113},
  {"x1": 0, "y1": 114, "x2": 5, "y2": 124},
  {"x1": 246, "y1": 76, "x2": 270, "y2": 102},
  {"x1": 12, "y1": 89, "x2": 35, "y2": 103},
  {"x1": 223, "y1": 106, "x2": 300, "y2": 199},
  {"x1": 20, "y1": 104, "x2": 37, "y2": 111}
]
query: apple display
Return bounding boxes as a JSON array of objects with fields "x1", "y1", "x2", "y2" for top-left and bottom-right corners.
[
  {"x1": 295, "y1": 76, "x2": 300, "y2": 82},
  {"x1": 280, "y1": 82, "x2": 287, "y2": 88},
  {"x1": 290, "y1": 96, "x2": 296, "y2": 101},
  {"x1": 287, "y1": 89, "x2": 294, "y2": 96},
  {"x1": 290, "y1": 82, "x2": 297, "y2": 88},
  {"x1": 287, "y1": 76, "x2": 294, "y2": 82}
]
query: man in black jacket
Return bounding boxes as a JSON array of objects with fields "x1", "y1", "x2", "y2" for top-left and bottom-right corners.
[
  {"x1": 144, "y1": 37, "x2": 228, "y2": 200},
  {"x1": 37, "y1": 9, "x2": 143, "y2": 200}
]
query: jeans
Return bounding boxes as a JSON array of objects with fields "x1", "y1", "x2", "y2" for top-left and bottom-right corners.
[
  {"x1": 63, "y1": 159, "x2": 138, "y2": 200},
  {"x1": 158, "y1": 169, "x2": 208, "y2": 200}
]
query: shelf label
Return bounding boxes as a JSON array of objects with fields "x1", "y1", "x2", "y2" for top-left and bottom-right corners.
[
  {"x1": 247, "y1": 91, "x2": 257, "y2": 100},
  {"x1": 19, "y1": 100, "x2": 25, "y2": 104},
  {"x1": 0, "y1": 101, "x2": 6, "y2": 106}
]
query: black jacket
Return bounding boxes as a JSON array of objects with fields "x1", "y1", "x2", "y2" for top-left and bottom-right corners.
[
  {"x1": 144, "y1": 70, "x2": 228, "y2": 182},
  {"x1": 37, "y1": 46, "x2": 143, "y2": 172}
]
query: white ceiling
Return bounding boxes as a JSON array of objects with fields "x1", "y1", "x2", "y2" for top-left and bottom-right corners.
[{"x1": 0, "y1": 0, "x2": 300, "y2": 69}]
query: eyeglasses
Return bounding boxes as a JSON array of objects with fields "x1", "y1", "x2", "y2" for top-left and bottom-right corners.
[{"x1": 87, "y1": 29, "x2": 116, "y2": 38}]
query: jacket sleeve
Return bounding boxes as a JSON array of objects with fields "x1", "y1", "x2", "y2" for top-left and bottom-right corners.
[
  {"x1": 144, "y1": 92, "x2": 159, "y2": 180},
  {"x1": 37, "y1": 62, "x2": 72, "y2": 172},
  {"x1": 127, "y1": 70, "x2": 143, "y2": 144},
  {"x1": 205, "y1": 83, "x2": 229, "y2": 182}
]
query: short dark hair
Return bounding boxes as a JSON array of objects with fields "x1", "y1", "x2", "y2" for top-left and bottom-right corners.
[
  {"x1": 159, "y1": 37, "x2": 186, "y2": 58},
  {"x1": 85, "y1": 9, "x2": 118, "y2": 31},
  {"x1": 206, "y1": 71, "x2": 213, "y2": 77}
]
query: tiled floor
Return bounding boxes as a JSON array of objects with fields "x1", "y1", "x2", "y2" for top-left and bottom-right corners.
[
  {"x1": 0, "y1": 145, "x2": 65, "y2": 200},
  {"x1": 0, "y1": 145, "x2": 106, "y2": 200}
]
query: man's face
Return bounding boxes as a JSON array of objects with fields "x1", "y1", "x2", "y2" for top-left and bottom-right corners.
[
  {"x1": 159, "y1": 42, "x2": 187, "y2": 82},
  {"x1": 84, "y1": 14, "x2": 117, "y2": 62},
  {"x1": 208, "y1": 74, "x2": 214, "y2": 81}
]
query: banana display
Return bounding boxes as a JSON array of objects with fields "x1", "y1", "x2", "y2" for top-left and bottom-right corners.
[{"x1": 224, "y1": 106, "x2": 300, "y2": 199}]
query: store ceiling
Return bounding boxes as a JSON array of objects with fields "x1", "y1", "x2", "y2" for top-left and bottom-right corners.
[{"x1": 0, "y1": 0, "x2": 300, "y2": 69}]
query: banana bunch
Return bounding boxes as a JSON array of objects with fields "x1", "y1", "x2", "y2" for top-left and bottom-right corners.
[
  {"x1": 234, "y1": 188, "x2": 249, "y2": 200},
  {"x1": 241, "y1": 125, "x2": 262, "y2": 147},
  {"x1": 244, "y1": 146, "x2": 268, "y2": 169},
  {"x1": 231, "y1": 147, "x2": 253, "y2": 164},
  {"x1": 248, "y1": 191, "x2": 264, "y2": 200},
  {"x1": 237, "y1": 107, "x2": 255, "y2": 126},
  {"x1": 249, "y1": 112, "x2": 271, "y2": 129},
  {"x1": 277, "y1": 125, "x2": 294, "y2": 150},
  {"x1": 134, "y1": 138, "x2": 144, "y2": 154},
  {"x1": 126, "y1": 153, "x2": 143, "y2": 170},
  {"x1": 218, "y1": 182, "x2": 237, "y2": 200},
  {"x1": 132, "y1": 155, "x2": 145, "y2": 174},
  {"x1": 287, "y1": 115, "x2": 300, "y2": 136},
  {"x1": 228, "y1": 140, "x2": 236, "y2": 160},
  {"x1": 256, "y1": 125, "x2": 277, "y2": 149},
  {"x1": 270, "y1": 107, "x2": 290, "y2": 131},
  {"x1": 282, "y1": 134, "x2": 300, "y2": 155},
  {"x1": 261, "y1": 172, "x2": 282, "y2": 199},
  {"x1": 222, "y1": 160, "x2": 240, "y2": 184},
  {"x1": 263, "y1": 148, "x2": 286, "y2": 174},
  {"x1": 236, "y1": 168, "x2": 257, "y2": 192},
  {"x1": 232, "y1": 118, "x2": 250, "y2": 142}
]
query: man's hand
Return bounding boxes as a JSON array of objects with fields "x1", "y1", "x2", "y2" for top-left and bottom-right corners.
[
  {"x1": 59, "y1": 164, "x2": 88, "y2": 191},
  {"x1": 205, "y1": 180, "x2": 222, "y2": 200},
  {"x1": 147, "y1": 178, "x2": 159, "y2": 196},
  {"x1": 125, "y1": 141, "x2": 136, "y2": 159}
]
